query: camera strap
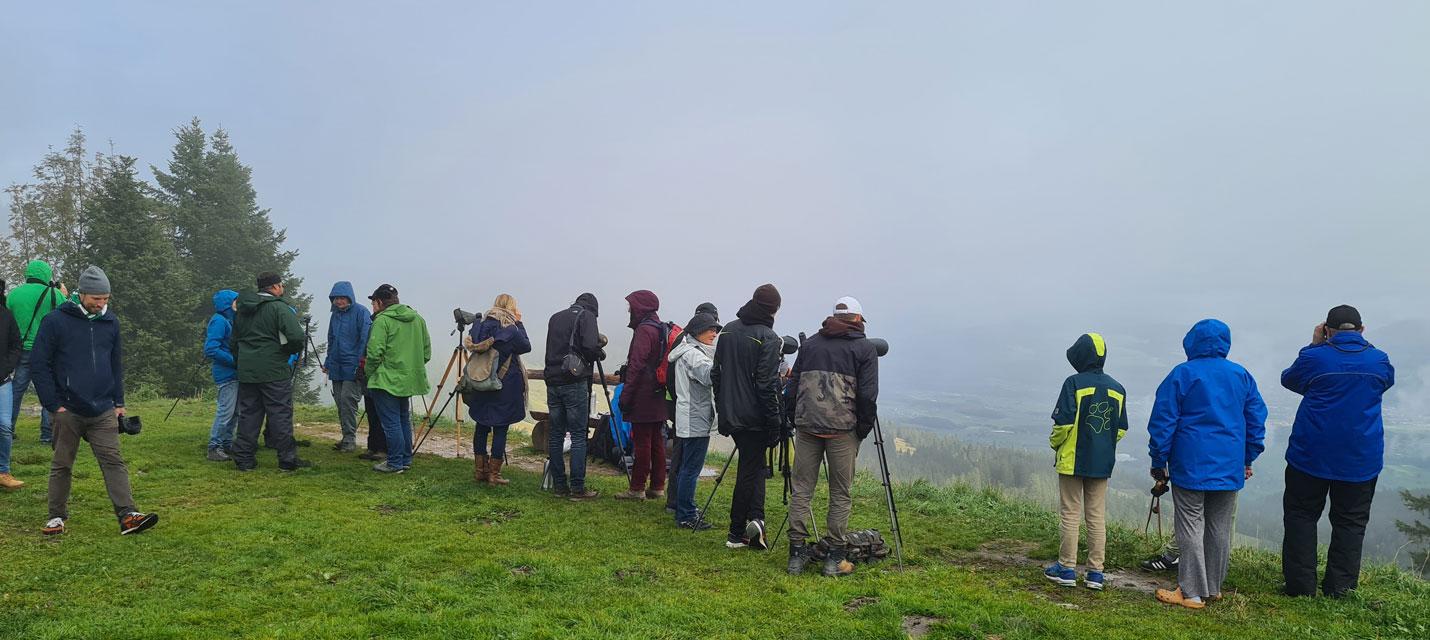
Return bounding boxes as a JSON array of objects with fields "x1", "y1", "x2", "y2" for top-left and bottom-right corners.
[{"x1": 23, "y1": 284, "x2": 60, "y2": 341}]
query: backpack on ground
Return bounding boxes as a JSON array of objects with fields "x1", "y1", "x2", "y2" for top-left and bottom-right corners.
[
  {"x1": 588, "y1": 384, "x2": 634, "y2": 471},
  {"x1": 810, "y1": 529, "x2": 892, "y2": 564}
]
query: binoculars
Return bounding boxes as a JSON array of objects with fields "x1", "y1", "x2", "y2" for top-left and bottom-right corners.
[{"x1": 119, "y1": 415, "x2": 143, "y2": 436}]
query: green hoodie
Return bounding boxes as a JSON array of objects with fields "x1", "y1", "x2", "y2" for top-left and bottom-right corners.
[
  {"x1": 365, "y1": 303, "x2": 431, "y2": 397},
  {"x1": 234, "y1": 291, "x2": 305, "y2": 384},
  {"x1": 5, "y1": 260, "x2": 65, "y2": 350}
]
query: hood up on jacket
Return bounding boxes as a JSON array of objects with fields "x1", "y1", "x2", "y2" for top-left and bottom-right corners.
[
  {"x1": 626, "y1": 290, "x2": 660, "y2": 328},
  {"x1": 574, "y1": 292, "x2": 599, "y2": 317},
  {"x1": 24, "y1": 259, "x2": 54, "y2": 284},
  {"x1": 1066, "y1": 333, "x2": 1107, "y2": 373},
  {"x1": 1183, "y1": 319, "x2": 1232, "y2": 360},
  {"x1": 212, "y1": 289, "x2": 239, "y2": 317},
  {"x1": 329, "y1": 281, "x2": 358, "y2": 311}
]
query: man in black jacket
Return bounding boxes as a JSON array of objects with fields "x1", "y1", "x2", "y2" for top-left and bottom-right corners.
[
  {"x1": 784, "y1": 297, "x2": 879, "y2": 576},
  {"x1": 711, "y1": 284, "x2": 783, "y2": 550},
  {"x1": 543, "y1": 293, "x2": 604, "y2": 500}
]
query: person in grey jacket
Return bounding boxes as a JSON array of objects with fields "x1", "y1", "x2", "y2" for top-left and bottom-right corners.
[{"x1": 668, "y1": 312, "x2": 720, "y2": 530}]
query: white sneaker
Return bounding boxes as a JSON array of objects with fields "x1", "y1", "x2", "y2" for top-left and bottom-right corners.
[{"x1": 42, "y1": 517, "x2": 66, "y2": 535}]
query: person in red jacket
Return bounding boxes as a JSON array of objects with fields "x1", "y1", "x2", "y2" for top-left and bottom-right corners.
[{"x1": 616, "y1": 290, "x2": 668, "y2": 500}]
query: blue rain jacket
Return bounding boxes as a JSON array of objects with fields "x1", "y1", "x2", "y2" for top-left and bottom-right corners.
[
  {"x1": 1281, "y1": 331, "x2": 1394, "y2": 483},
  {"x1": 204, "y1": 290, "x2": 239, "y2": 383},
  {"x1": 323, "y1": 281, "x2": 372, "y2": 382},
  {"x1": 1147, "y1": 319, "x2": 1268, "y2": 491}
]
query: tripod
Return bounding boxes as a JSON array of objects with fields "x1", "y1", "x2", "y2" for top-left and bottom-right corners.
[
  {"x1": 870, "y1": 417, "x2": 905, "y2": 569},
  {"x1": 695, "y1": 448, "x2": 736, "y2": 534},
  {"x1": 411, "y1": 322, "x2": 469, "y2": 457}
]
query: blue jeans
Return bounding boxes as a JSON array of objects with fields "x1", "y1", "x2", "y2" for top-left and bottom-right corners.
[
  {"x1": 546, "y1": 382, "x2": 590, "y2": 491},
  {"x1": 207, "y1": 380, "x2": 239, "y2": 449},
  {"x1": 474, "y1": 423, "x2": 509, "y2": 459},
  {"x1": 0, "y1": 381, "x2": 13, "y2": 473},
  {"x1": 371, "y1": 389, "x2": 413, "y2": 468},
  {"x1": 674, "y1": 436, "x2": 710, "y2": 522},
  {"x1": 10, "y1": 351, "x2": 52, "y2": 442}
]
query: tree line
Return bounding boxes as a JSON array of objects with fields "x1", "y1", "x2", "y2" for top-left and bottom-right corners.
[{"x1": 2, "y1": 120, "x2": 319, "y2": 402}]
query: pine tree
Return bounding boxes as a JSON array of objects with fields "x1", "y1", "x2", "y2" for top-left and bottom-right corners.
[
  {"x1": 2, "y1": 127, "x2": 102, "y2": 283},
  {"x1": 81, "y1": 155, "x2": 202, "y2": 396},
  {"x1": 1397, "y1": 490, "x2": 1430, "y2": 577}
]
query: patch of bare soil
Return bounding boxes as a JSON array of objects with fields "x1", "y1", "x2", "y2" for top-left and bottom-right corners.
[
  {"x1": 902, "y1": 615, "x2": 943, "y2": 638},
  {"x1": 843, "y1": 596, "x2": 879, "y2": 612},
  {"x1": 948, "y1": 539, "x2": 1173, "y2": 595}
]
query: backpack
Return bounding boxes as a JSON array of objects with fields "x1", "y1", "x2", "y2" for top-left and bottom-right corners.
[
  {"x1": 459, "y1": 335, "x2": 513, "y2": 396},
  {"x1": 810, "y1": 529, "x2": 892, "y2": 564},
  {"x1": 645, "y1": 320, "x2": 683, "y2": 389},
  {"x1": 588, "y1": 385, "x2": 634, "y2": 471}
]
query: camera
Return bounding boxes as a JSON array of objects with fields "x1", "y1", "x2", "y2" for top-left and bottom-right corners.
[
  {"x1": 453, "y1": 308, "x2": 480, "y2": 327},
  {"x1": 118, "y1": 415, "x2": 143, "y2": 435}
]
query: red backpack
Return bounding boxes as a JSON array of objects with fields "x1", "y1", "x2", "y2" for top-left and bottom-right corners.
[{"x1": 646, "y1": 320, "x2": 684, "y2": 389}]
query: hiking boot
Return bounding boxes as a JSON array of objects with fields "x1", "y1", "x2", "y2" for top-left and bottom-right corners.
[
  {"x1": 279, "y1": 459, "x2": 314, "y2": 471},
  {"x1": 552, "y1": 486, "x2": 572, "y2": 498},
  {"x1": 787, "y1": 542, "x2": 813, "y2": 575},
  {"x1": 568, "y1": 488, "x2": 600, "y2": 501},
  {"x1": 614, "y1": 490, "x2": 646, "y2": 501},
  {"x1": 645, "y1": 489, "x2": 665, "y2": 500},
  {"x1": 486, "y1": 458, "x2": 509, "y2": 486},
  {"x1": 206, "y1": 447, "x2": 230, "y2": 462},
  {"x1": 42, "y1": 517, "x2": 65, "y2": 535},
  {"x1": 1044, "y1": 562, "x2": 1077, "y2": 587},
  {"x1": 745, "y1": 519, "x2": 768, "y2": 551},
  {"x1": 822, "y1": 548, "x2": 855, "y2": 577},
  {"x1": 725, "y1": 534, "x2": 749, "y2": 549},
  {"x1": 1141, "y1": 553, "x2": 1179, "y2": 572},
  {"x1": 358, "y1": 450, "x2": 386, "y2": 461},
  {"x1": 1155, "y1": 587, "x2": 1205, "y2": 610},
  {"x1": 678, "y1": 518, "x2": 713, "y2": 531},
  {"x1": 372, "y1": 461, "x2": 407, "y2": 474},
  {"x1": 119, "y1": 512, "x2": 159, "y2": 535},
  {"x1": 334, "y1": 441, "x2": 357, "y2": 453},
  {"x1": 0, "y1": 473, "x2": 25, "y2": 490},
  {"x1": 1085, "y1": 571, "x2": 1105, "y2": 591},
  {"x1": 473, "y1": 454, "x2": 490, "y2": 483}
]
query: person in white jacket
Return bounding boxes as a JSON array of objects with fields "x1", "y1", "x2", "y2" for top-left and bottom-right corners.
[{"x1": 668, "y1": 312, "x2": 720, "y2": 530}]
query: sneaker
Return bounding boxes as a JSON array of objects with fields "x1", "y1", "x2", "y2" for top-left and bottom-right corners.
[
  {"x1": 568, "y1": 488, "x2": 600, "y2": 501},
  {"x1": 1044, "y1": 562, "x2": 1077, "y2": 587},
  {"x1": 372, "y1": 461, "x2": 407, "y2": 474},
  {"x1": 745, "y1": 519, "x2": 768, "y2": 551},
  {"x1": 614, "y1": 490, "x2": 645, "y2": 500},
  {"x1": 678, "y1": 518, "x2": 713, "y2": 531},
  {"x1": 206, "y1": 447, "x2": 231, "y2": 462},
  {"x1": 725, "y1": 534, "x2": 749, "y2": 549},
  {"x1": 234, "y1": 465, "x2": 255, "y2": 473},
  {"x1": 42, "y1": 517, "x2": 65, "y2": 535},
  {"x1": 358, "y1": 450, "x2": 386, "y2": 461},
  {"x1": 1141, "y1": 553, "x2": 1179, "y2": 572},
  {"x1": 119, "y1": 512, "x2": 159, "y2": 535},
  {"x1": 279, "y1": 459, "x2": 314, "y2": 471},
  {"x1": 1085, "y1": 571, "x2": 1105, "y2": 590},
  {"x1": 333, "y1": 441, "x2": 357, "y2": 452},
  {"x1": 0, "y1": 472, "x2": 25, "y2": 490},
  {"x1": 552, "y1": 486, "x2": 572, "y2": 498}
]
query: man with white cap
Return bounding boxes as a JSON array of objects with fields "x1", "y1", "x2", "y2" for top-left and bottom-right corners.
[{"x1": 783, "y1": 296, "x2": 879, "y2": 576}]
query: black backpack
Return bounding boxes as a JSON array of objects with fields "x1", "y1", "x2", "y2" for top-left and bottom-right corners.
[
  {"x1": 810, "y1": 529, "x2": 892, "y2": 564},
  {"x1": 587, "y1": 414, "x2": 632, "y2": 473}
]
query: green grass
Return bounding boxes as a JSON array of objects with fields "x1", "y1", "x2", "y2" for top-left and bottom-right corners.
[{"x1": 1, "y1": 399, "x2": 1426, "y2": 639}]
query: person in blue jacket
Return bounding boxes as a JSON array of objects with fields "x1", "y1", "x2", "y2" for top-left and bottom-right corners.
[
  {"x1": 203, "y1": 289, "x2": 240, "y2": 461},
  {"x1": 464, "y1": 294, "x2": 531, "y2": 486},
  {"x1": 1148, "y1": 319, "x2": 1267, "y2": 610},
  {"x1": 322, "y1": 281, "x2": 372, "y2": 452},
  {"x1": 1279, "y1": 305, "x2": 1394, "y2": 598}
]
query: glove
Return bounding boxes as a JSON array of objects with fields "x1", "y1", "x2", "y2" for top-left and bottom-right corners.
[{"x1": 1151, "y1": 467, "x2": 1168, "y2": 483}]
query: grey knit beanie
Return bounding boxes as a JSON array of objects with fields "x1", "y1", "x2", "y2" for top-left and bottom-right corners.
[{"x1": 77, "y1": 266, "x2": 111, "y2": 295}]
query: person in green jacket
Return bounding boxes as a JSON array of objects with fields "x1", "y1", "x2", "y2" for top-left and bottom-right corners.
[
  {"x1": 364, "y1": 284, "x2": 430, "y2": 473},
  {"x1": 6, "y1": 259, "x2": 67, "y2": 443},
  {"x1": 230, "y1": 272, "x2": 311, "y2": 472},
  {"x1": 1043, "y1": 332, "x2": 1128, "y2": 591}
]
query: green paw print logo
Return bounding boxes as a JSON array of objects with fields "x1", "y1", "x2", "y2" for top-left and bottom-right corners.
[{"x1": 1087, "y1": 402, "x2": 1114, "y2": 434}]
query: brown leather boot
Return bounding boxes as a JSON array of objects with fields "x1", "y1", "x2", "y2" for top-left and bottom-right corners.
[
  {"x1": 473, "y1": 454, "x2": 489, "y2": 483},
  {"x1": 487, "y1": 457, "x2": 510, "y2": 485},
  {"x1": 0, "y1": 473, "x2": 24, "y2": 490}
]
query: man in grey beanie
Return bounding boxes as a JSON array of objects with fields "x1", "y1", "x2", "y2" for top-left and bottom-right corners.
[{"x1": 31, "y1": 266, "x2": 159, "y2": 536}]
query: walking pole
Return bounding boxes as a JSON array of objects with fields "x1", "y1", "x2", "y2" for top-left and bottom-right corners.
[
  {"x1": 871, "y1": 417, "x2": 904, "y2": 569},
  {"x1": 696, "y1": 449, "x2": 737, "y2": 534}
]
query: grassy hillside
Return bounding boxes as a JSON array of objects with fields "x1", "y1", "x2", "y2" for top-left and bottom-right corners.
[{"x1": 0, "y1": 400, "x2": 1425, "y2": 639}]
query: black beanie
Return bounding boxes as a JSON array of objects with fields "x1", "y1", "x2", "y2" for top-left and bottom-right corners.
[
  {"x1": 752, "y1": 284, "x2": 781, "y2": 315},
  {"x1": 256, "y1": 272, "x2": 282, "y2": 289}
]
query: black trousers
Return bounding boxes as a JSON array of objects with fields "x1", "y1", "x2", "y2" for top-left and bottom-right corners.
[
  {"x1": 1282, "y1": 465, "x2": 1377, "y2": 596},
  {"x1": 729, "y1": 431, "x2": 769, "y2": 538},
  {"x1": 232, "y1": 380, "x2": 298, "y2": 470},
  {"x1": 364, "y1": 392, "x2": 387, "y2": 453}
]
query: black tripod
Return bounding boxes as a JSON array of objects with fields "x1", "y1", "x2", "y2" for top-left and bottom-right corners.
[
  {"x1": 694, "y1": 448, "x2": 737, "y2": 534},
  {"x1": 594, "y1": 359, "x2": 632, "y2": 483},
  {"x1": 870, "y1": 417, "x2": 905, "y2": 569}
]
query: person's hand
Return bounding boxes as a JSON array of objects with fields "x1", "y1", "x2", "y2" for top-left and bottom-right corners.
[
  {"x1": 114, "y1": 407, "x2": 126, "y2": 418},
  {"x1": 1245, "y1": 466, "x2": 1254, "y2": 480},
  {"x1": 1311, "y1": 323, "x2": 1328, "y2": 346},
  {"x1": 55, "y1": 407, "x2": 67, "y2": 414},
  {"x1": 1151, "y1": 467, "x2": 1168, "y2": 483},
  {"x1": 321, "y1": 366, "x2": 328, "y2": 375}
]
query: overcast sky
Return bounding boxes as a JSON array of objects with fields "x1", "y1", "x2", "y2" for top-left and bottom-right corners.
[{"x1": 3, "y1": 2, "x2": 1427, "y2": 398}]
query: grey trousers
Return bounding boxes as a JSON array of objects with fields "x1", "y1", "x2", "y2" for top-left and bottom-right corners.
[
  {"x1": 48, "y1": 409, "x2": 136, "y2": 520},
  {"x1": 1173, "y1": 485, "x2": 1238, "y2": 599},
  {"x1": 331, "y1": 380, "x2": 364, "y2": 444},
  {"x1": 788, "y1": 430, "x2": 859, "y2": 549}
]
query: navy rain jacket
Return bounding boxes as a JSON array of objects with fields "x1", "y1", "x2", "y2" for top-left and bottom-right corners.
[
  {"x1": 30, "y1": 301, "x2": 125, "y2": 417},
  {"x1": 1281, "y1": 331, "x2": 1394, "y2": 483}
]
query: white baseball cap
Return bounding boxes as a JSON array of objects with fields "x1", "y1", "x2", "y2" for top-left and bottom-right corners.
[{"x1": 833, "y1": 296, "x2": 864, "y2": 317}]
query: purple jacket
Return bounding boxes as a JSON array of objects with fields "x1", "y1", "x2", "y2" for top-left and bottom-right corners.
[{"x1": 621, "y1": 290, "x2": 667, "y2": 424}]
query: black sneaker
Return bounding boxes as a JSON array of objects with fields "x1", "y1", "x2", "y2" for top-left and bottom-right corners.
[
  {"x1": 678, "y1": 518, "x2": 713, "y2": 531},
  {"x1": 279, "y1": 459, "x2": 314, "y2": 472},
  {"x1": 206, "y1": 447, "x2": 231, "y2": 462},
  {"x1": 725, "y1": 534, "x2": 749, "y2": 549},
  {"x1": 745, "y1": 519, "x2": 768, "y2": 551},
  {"x1": 552, "y1": 486, "x2": 571, "y2": 498},
  {"x1": 1141, "y1": 553, "x2": 1179, "y2": 572}
]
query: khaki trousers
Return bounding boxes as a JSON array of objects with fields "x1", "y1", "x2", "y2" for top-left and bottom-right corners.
[
  {"x1": 1058, "y1": 474, "x2": 1108, "y2": 571},
  {"x1": 48, "y1": 409, "x2": 136, "y2": 520}
]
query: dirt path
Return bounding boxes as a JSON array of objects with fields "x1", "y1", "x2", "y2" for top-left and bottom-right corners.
[{"x1": 951, "y1": 539, "x2": 1175, "y2": 595}]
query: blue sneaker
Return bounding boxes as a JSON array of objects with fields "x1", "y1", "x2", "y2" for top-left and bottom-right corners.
[
  {"x1": 1085, "y1": 571, "x2": 1105, "y2": 590},
  {"x1": 1043, "y1": 562, "x2": 1077, "y2": 587}
]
